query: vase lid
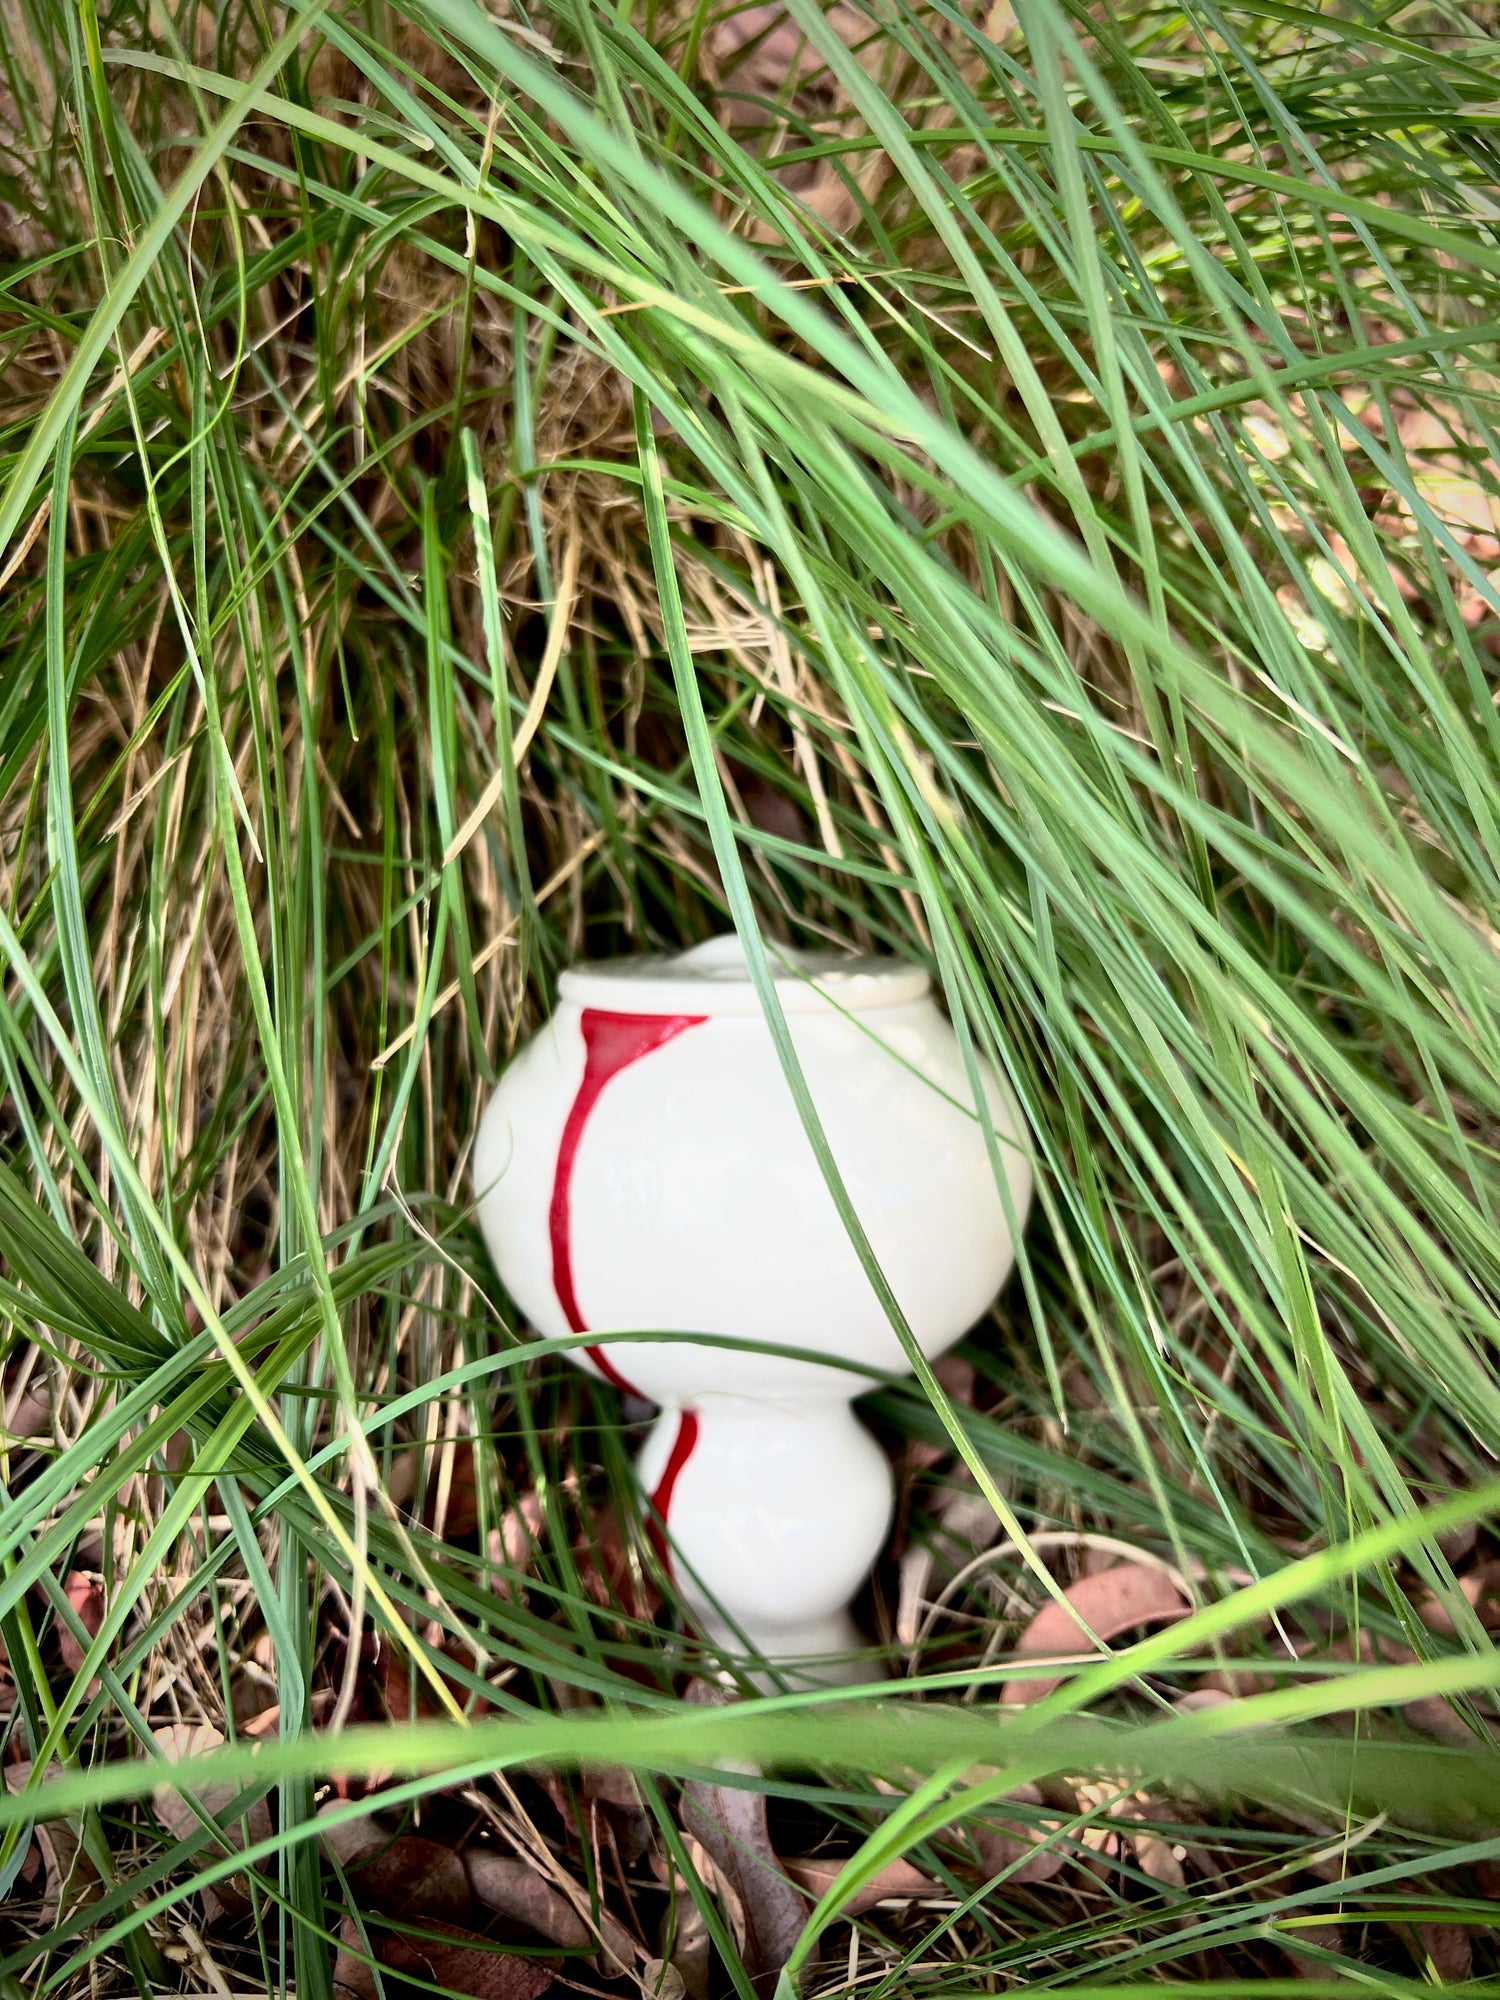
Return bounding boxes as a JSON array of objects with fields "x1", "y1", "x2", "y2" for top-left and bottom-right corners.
[{"x1": 557, "y1": 934, "x2": 930, "y2": 1015}]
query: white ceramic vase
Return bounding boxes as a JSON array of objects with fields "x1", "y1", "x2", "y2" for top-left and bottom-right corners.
[{"x1": 474, "y1": 935, "x2": 1031, "y2": 1679}]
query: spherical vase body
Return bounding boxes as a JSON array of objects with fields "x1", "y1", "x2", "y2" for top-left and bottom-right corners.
[{"x1": 474, "y1": 935, "x2": 1031, "y2": 1677}]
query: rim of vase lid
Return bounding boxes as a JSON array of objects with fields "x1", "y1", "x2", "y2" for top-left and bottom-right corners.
[{"x1": 556, "y1": 932, "x2": 931, "y2": 1015}]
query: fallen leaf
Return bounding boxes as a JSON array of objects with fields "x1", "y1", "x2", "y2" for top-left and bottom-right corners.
[
  {"x1": 1281, "y1": 1920, "x2": 1344, "y2": 1978},
  {"x1": 464, "y1": 1849, "x2": 633, "y2": 1964},
  {"x1": 705, "y1": 0, "x2": 883, "y2": 101},
  {"x1": 491, "y1": 1491, "x2": 544, "y2": 1600},
  {"x1": 343, "y1": 1832, "x2": 472, "y2": 1924},
  {"x1": 6, "y1": 1387, "x2": 49, "y2": 1438},
  {"x1": 733, "y1": 767, "x2": 810, "y2": 848},
  {"x1": 782, "y1": 1854, "x2": 938, "y2": 1914},
  {"x1": 375, "y1": 1631, "x2": 492, "y2": 1724},
  {"x1": 1403, "y1": 1695, "x2": 1476, "y2": 1746},
  {"x1": 1110, "y1": 1802, "x2": 1187, "y2": 1889},
  {"x1": 901, "y1": 1356, "x2": 978, "y2": 1475},
  {"x1": 1438, "y1": 1523, "x2": 1479, "y2": 1566},
  {"x1": 59, "y1": 1571, "x2": 104, "y2": 1674},
  {"x1": 574, "y1": 1504, "x2": 659, "y2": 1621},
  {"x1": 1001, "y1": 1563, "x2": 1192, "y2": 1705},
  {"x1": 318, "y1": 1799, "x2": 385, "y2": 1867},
  {"x1": 151, "y1": 1723, "x2": 272, "y2": 1916},
  {"x1": 658, "y1": 1869, "x2": 711, "y2": 2000},
  {"x1": 333, "y1": 1913, "x2": 382, "y2": 2000},
  {"x1": 896, "y1": 1469, "x2": 1002, "y2": 1650},
  {"x1": 3, "y1": 1759, "x2": 97, "y2": 1923},
  {"x1": 681, "y1": 1776, "x2": 807, "y2": 1989},
  {"x1": 1418, "y1": 1922, "x2": 1472, "y2": 1980},
  {"x1": 1174, "y1": 1689, "x2": 1235, "y2": 1714},
  {"x1": 539, "y1": 1761, "x2": 652, "y2": 1864},
  {"x1": 705, "y1": 0, "x2": 894, "y2": 234},
  {"x1": 642, "y1": 1958, "x2": 686, "y2": 2000},
  {"x1": 1330, "y1": 1631, "x2": 1492, "y2": 1744},
  {"x1": 587, "y1": 1763, "x2": 653, "y2": 1862},
  {"x1": 983, "y1": 0, "x2": 1019, "y2": 43},
  {"x1": 968, "y1": 1784, "x2": 1068, "y2": 1885},
  {"x1": 1417, "y1": 1561, "x2": 1500, "y2": 1634},
  {"x1": 1128, "y1": 1831, "x2": 1185, "y2": 1887},
  {"x1": 380, "y1": 1922, "x2": 555, "y2": 2000},
  {"x1": 387, "y1": 1440, "x2": 485, "y2": 1542},
  {"x1": 1078, "y1": 1543, "x2": 1122, "y2": 1578},
  {"x1": 705, "y1": 7, "x2": 812, "y2": 99},
  {"x1": 334, "y1": 1913, "x2": 556, "y2": 2000}
]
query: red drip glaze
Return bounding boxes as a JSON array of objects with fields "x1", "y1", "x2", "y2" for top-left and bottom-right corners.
[
  {"x1": 646, "y1": 1407, "x2": 700, "y2": 1572},
  {"x1": 548, "y1": 1007, "x2": 706, "y2": 1398}
]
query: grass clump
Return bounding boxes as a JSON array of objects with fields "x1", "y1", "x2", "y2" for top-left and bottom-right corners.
[{"x1": 2, "y1": 0, "x2": 1500, "y2": 1992}]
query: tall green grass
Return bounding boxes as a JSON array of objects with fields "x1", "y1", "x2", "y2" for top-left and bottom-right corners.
[{"x1": 2, "y1": 0, "x2": 1500, "y2": 1989}]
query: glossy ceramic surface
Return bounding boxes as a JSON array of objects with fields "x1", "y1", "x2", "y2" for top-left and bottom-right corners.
[
  {"x1": 473, "y1": 933, "x2": 1032, "y2": 1674},
  {"x1": 474, "y1": 937, "x2": 1031, "y2": 1402},
  {"x1": 635, "y1": 1397, "x2": 893, "y2": 1673}
]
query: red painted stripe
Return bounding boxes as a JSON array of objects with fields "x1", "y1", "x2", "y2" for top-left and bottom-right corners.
[
  {"x1": 548, "y1": 1007, "x2": 706, "y2": 1398},
  {"x1": 582, "y1": 1342, "x2": 640, "y2": 1394},
  {"x1": 646, "y1": 1407, "x2": 700, "y2": 1572}
]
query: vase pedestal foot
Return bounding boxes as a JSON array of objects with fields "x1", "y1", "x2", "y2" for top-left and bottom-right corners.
[
  {"x1": 694, "y1": 1608, "x2": 876, "y2": 1689},
  {"x1": 637, "y1": 1396, "x2": 893, "y2": 1685}
]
